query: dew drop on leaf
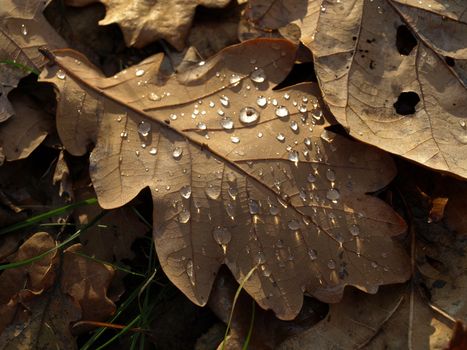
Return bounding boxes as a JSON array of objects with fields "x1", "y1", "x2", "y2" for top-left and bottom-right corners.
[
  {"x1": 148, "y1": 92, "x2": 161, "y2": 101},
  {"x1": 320, "y1": 130, "x2": 334, "y2": 143},
  {"x1": 220, "y1": 95, "x2": 230, "y2": 107},
  {"x1": 56, "y1": 70, "x2": 66, "y2": 80},
  {"x1": 197, "y1": 122, "x2": 207, "y2": 130},
  {"x1": 178, "y1": 209, "x2": 190, "y2": 223},
  {"x1": 327, "y1": 259, "x2": 336, "y2": 270},
  {"x1": 269, "y1": 205, "x2": 280, "y2": 215},
  {"x1": 288, "y1": 219, "x2": 300, "y2": 230},
  {"x1": 250, "y1": 68, "x2": 266, "y2": 83},
  {"x1": 304, "y1": 137, "x2": 312, "y2": 147},
  {"x1": 239, "y1": 107, "x2": 260, "y2": 124},
  {"x1": 229, "y1": 74, "x2": 241, "y2": 86},
  {"x1": 220, "y1": 117, "x2": 234, "y2": 130},
  {"x1": 275, "y1": 106, "x2": 289, "y2": 118},
  {"x1": 205, "y1": 184, "x2": 221, "y2": 200},
  {"x1": 256, "y1": 96, "x2": 267, "y2": 107},
  {"x1": 169, "y1": 113, "x2": 177, "y2": 120},
  {"x1": 288, "y1": 150, "x2": 299, "y2": 165},
  {"x1": 180, "y1": 185, "x2": 192, "y2": 199},
  {"x1": 308, "y1": 249, "x2": 318, "y2": 261},
  {"x1": 307, "y1": 173, "x2": 316, "y2": 183},
  {"x1": 276, "y1": 133, "x2": 285, "y2": 142},
  {"x1": 230, "y1": 136, "x2": 240, "y2": 144},
  {"x1": 290, "y1": 120, "x2": 298, "y2": 131},
  {"x1": 137, "y1": 121, "x2": 151, "y2": 136},
  {"x1": 248, "y1": 199, "x2": 260, "y2": 214},
  {"x1": 21, "y1": 24, "x2": 27, "y2": 36},
  {"x1": 212, "y1": 226, "x2": 231, "y2": 245},
  {"x1": 186, "y1": 259, "x2": 195, "y2": 285},
  {"x1": 326, "y1": 168, "x2": 336, "y2": 182},
  {"x1": 326, "y1": 188, "x2": 340, "y2": 202},
  {"x1": 135, "y1": 68, "x2": 145, "y2": 77},
  {"x1": 149, "y1": 147, "x2": 157, "y2": 155},
  {"x1": 349, "y1": 224, "x2": 360, "y2": 236},
  {"x1": 172, "y1": 146, "x2": 183, "y2": 159}
]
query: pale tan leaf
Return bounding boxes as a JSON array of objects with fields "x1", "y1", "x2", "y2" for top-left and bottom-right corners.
[
  {"x1": 306, "y1": 0, "x2": 467, "y2": 178},
  {"x1": 0, "y1": 0, "x2": 66, "y2": 121},
  {"x1": 66, "y1": 0, "x2": 231, "y2": 50},
  {"x1": 39, "y1": 38, "x2": 410, "y2": 320}
]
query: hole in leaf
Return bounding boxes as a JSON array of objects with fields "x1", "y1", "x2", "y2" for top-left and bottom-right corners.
[
  {"x1": 445, "y1": 56, "x2": 455, "y2": 67},
  {"x1": 396, "y1": 25, "x2": 417, "y2": 56},
  {"x1": 393, "y1": 91, "x2": 420, "y2": 115}
]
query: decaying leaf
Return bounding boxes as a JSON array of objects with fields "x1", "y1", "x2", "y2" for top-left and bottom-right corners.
[
  {"x1": 66, "y1": 0, "x2": 231, "y2": 50},
  {"x1": 0, "y1": 232, "x2": 115, "y2": 347},
  {"x1": 39, "y1": 38, "x2": 410, "y2": 320},
  {"x1": 0, "y1": 0, "x2": 66, "y2": 121},
  {"x1": 307, "y1": 0, "x2": 467, "y2": 178}
]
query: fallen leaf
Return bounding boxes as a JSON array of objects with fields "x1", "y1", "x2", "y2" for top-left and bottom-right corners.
[
  {"x1": 0, "y1": 233, "x2": 116, "y2": 347},
  {"x1": 277, "y1": 284, "x2": 453, "y2": 350},
  {"x1": 306, "y1": 0, "x2": 467, "y2": 178},
  {"x1": 66, "y1": 0, "x2": 231, "y2": 50},
  {"x1": 0, "y1": 90, "x2": 54, "y2": 162},
  {"x1": 40, "y1": 38, "x2": 410, "y2": 320},
  {"x1": 428, "y1": 197, "x2": 449, "y2": 223},
  {"x1": 0, "y1": 0, "x2": 66, "y2": 121}
]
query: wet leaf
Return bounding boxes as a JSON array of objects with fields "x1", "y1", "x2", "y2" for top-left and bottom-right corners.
[
  {"x1": 0, "y1": 0, "x2": 66, "y2": 121},
  {"x1": 66, "y1": 0, "x2": 231, "y2": 50},
  {"x1": 40, "y1": 38, "x2": 410, "y2": 320},
  {"x1": 307, "y1": 0, "x2": 467, "y2": 178}
]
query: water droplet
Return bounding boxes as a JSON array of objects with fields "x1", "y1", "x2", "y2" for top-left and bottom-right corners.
[
  {"x1": 229, "y1": 74, "x2": 241, "y2": 86},
  {"x1": 308, "y1": 249, "x2": 318, "y2": 260},
  {"x1": 228, "y1": 186, "x2": 238, "y2": 200},
  {"x1": 149, "y1": 147, "x2": 158, "y2": 155},
  {"x1": 327, "y1": 259, "x2": 336, "y2": 269},
  {"x1": 349, "y1": 224, "x2": 360, "y2": 236},
  {"x1": 261, "y1": 264, "x2": 272, "y2": 277},
  {"x1": 256, "y1": 251, "x2": 266, "y2": 264},
  {"x1": 180, "y1": 185, "x2": 192, "y2": 199},
  {"x1": 276, "y1": 133, "x2": 285, "y2": 142},
  {"x1": 148, "y1": 92, "x2": 160, "y2": 101},
  {"x1": 220, "y1": 117, "x2": 234, "y2": 130},
  {"x1": 21, "y1": 24, "x2": 27, "y2": 36},
  {"x1": 220, "y1": 95, "x2": 230, "y2": 107},
  {"x1": 205, "y1": 184, "x2": 221, "y2": 200},
  {"x1": 269, "y1": 205, "x2": 279, "y2": 215},
  {"x1": 320, "y1": 130, "x2": 334, "y2": 143},
  {"x1": 299, "y1": 105, "x2": 307, "y2": 113},
  {"x1": 290, "y1": 120, "x2": 298, "y2": 131},
  {"x1": 198, "y1": 60, "x2": 205, "y2": 66},
  {"x1": 135, "y1": 69, "x2": 145, "y2": 77},
  {"x1": 312, "y1": 109, "x2": 323, "y2": 121},
  {"x1": 197, "y1": 122, "x2": 207, "y2": 130},
  {"x1": 226, "y1": 202, "x2": 235, "y2": 219},
  {"x1": 257, "y1": 132, "x2": 263, "y2": 138},
  {"x1": 275, "y1": 106, "x2": 289, "y2": 118},
  {"x1": 186, "y1": 259, "x2": 195, "y2": 285},
  {"x1": 135, "y1": 150, "x2": 140, "y2": 157},
  {"x1": 248, "y1": 199, "x2": 260, "y2": 214},
  {"x1": 137, "y1": 121, "x2": 151, "y2": 137},
  {"x1": 326, "y1": 188, "x2": 340, "y2": 202},
  {"x1": 326, "y1": 169, "x2": 336, "y2": 182},
  {"x1": 288, "y1": 219, "x2": 300, "y2": 230},
  {"x1": 169, "y1": 114, "x2": 177, "y2": 121},
  {"x1": 307, "y1": 173, "x2": 316, "y2": 183},
  {"x1": 239, "y1": 107, "x2": 260, "y2": 124},
  {"x1": 256, "y1": 96, "x2": 267, "y2": 107},
  {"x1": 178, "y1": 209, "x2": 190, "y2": 223},
  {"x1": 213, "y1": 226, "x2": 231, "y2": 245},
  {"x1": 283, "y1": 93, "x2": 290, "y2": 100},
  {"x1": 230, "y1": 136, "x2": 240, "y2": 144},
  {"x1": 460, "y1": 120, "x2": 466, "y2": 129},
  {"x1": 120, "y1": 130, "x2": 128, "y2": 138},
  {"x1": 288, "y1": 150, "x2": 299, "y2": 165},
  {"x1": 272, "y1": 99, "x2": 278, "y2": 106},
  {"x1": 56, "y1": 70, "x2": 66, "y2": 80},
  {"x1": 172, "y1": 147, "x2": 183, "y2": 159},
  {"x1": 250, "y1": 68, "x2": 266, "y2": 83}
]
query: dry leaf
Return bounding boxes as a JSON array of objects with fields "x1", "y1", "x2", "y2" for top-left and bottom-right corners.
[
  {"x1": 277, "y1": 284, "x2": 453, "y2": 350},
  {"x1": 66, "y1": 0, "x2": 231, "y2": 50},
  {"x1": 0, "y1": 0, "x2": 66, "y2": 121},
  {"x1": 0, "y1": 90, "x2": 54, "y2": 162},
  {"x1": 0, "y1": 233, "x2": 116, "y2": 347},
  {"x1": 306, "y1": 0, "x2": 467, "y2": 178},
  {"x1": 447, "y1": 321, "x2": 467, "y2": 350},
  {"x1": 39, "y1": 38, "x2": 410, "y2": 320}
]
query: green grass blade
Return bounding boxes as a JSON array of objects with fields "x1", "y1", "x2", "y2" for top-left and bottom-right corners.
[
  {"x1": 222, "y1": 264, "x2": 259, "y2": 350},
  {"x1": 242, "y1": 300, "x2": 256, "y2": 350},
  {"x1": 71, "y1": 251, "x2": 146, "y2": 277},
  {"x1": 0, "y1": 198, "x2": 98, "y2": 236},
  {"x1": 0, "y1": 60, "x2": 40, "y2": 75},
  {"x1": 0, "y1": 211, "x2": 106, "y2": 271}
]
